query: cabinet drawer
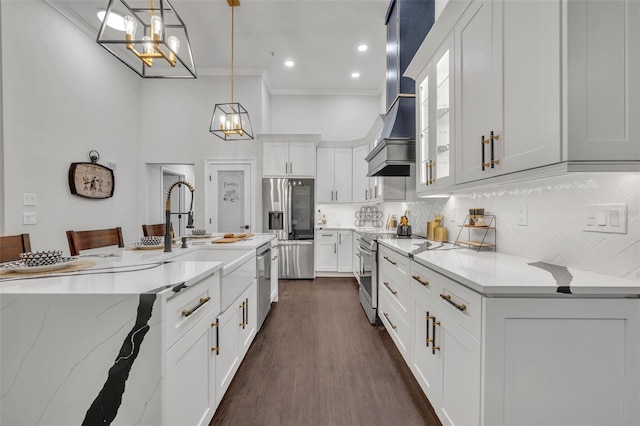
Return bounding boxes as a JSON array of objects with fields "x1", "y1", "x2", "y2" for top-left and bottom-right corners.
[
  {"x1": 316, "y1": 231, "x2": 337, "y2": 241},
  {"x1": 379, "y1": 266, "x2": 411, "y2": 316},
  {"x1": 379, "y1": 289, "x2": 410, "y2": 361},
  {"x1": 221, "y1": 256, "x2": 256, "y2": 312},
  {"x1": 379, "y1": 246, "x2": 409, "y2": 278},
  {"x1": 165, "y1": 272, "x2": 220, "y2": 349},
  {"x1": 437, "y1": 275, "x2": 482, "y2": 340},
  {"x1": 410, "y1": 260, "x2": 439, "y2": 302}
]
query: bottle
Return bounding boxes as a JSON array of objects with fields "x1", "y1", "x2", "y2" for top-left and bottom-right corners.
[{"x1": 317, "y1": 209, "x2": 323, "y2": 224}]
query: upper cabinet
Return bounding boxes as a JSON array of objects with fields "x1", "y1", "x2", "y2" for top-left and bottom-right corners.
[
  {"x1": 417, "y1": 35, "x2": 454, "y2": 194},
  {"x1": 352, "y1": 144, "x2": 373, "y2": 203},
  {"x1": 455, "y1": 0, "x2": 561, "y2": 184},
  {"x1": 316, "y1": 148, "x2": 353, "y2": 203},
  {"x1": 261, "y1": 136, "x2": 318, "y2": 177},
  {"x1": 407, "y1": 0, "x2": 640, "y2": 194}
]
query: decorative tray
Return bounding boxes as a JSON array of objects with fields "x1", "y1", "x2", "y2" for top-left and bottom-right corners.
[
  {"x1": 0, "y1": 257, "x2": 80, "y2": 273},
  {"x1": 130, "y1": 243, "x2": 164, "y2": 250}
]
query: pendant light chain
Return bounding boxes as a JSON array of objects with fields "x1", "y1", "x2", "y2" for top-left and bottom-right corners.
[{"x1": 231, "y1": 4, "x2": 235, "y2": 103}]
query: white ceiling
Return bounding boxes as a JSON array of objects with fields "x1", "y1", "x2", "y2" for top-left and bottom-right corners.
[{"x1": 45, "y1": 0, "x2": 389, "y2": 95}]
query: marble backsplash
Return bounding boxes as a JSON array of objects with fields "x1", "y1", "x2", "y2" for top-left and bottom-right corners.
[{"x1": 402, "y1": 172, "x2": 640, "y2": 281}]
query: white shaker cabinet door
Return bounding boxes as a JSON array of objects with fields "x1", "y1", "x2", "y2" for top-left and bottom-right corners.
[
  {"x1": 333, "y1": 148, "x2": 353, "y2": 202},
  {"x1": 289, "y1": 142, "x2": 316, "y2": 176},
  {"x1": 337, "y1": 230, "x2": 353, "y2": 273},
  {"x1": 165, "y1": 318, "x2": 214, "y2": 426},
  {"x1": 262, "y1": 142, "x2": 290, "y2": 176},
  {"x1": 316, "y1": 148, "x2": 335, "y2": 203},
  {"x1": 483, "y1": 297, "x2": 640, "y2": 426}
]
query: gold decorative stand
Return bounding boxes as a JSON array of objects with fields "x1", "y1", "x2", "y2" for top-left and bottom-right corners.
[{"x1": 454, "y1": 215, "x2": 496, "y2": 252}]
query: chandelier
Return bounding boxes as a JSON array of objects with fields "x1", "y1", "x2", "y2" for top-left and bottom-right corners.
[
  {"x1": 209, "y1": 0, "x2": 254, "y2": 140},
  {"x1": 97, "y1": 0, "x2": 196, "y2": 78}
]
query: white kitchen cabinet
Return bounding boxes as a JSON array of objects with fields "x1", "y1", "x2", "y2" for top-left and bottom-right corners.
[
  {"x1": 316, "y1": 147, "x2": 352, "y2": 203},
  {"x1": 416, "y1": 35, "x2": 455, "y2": 195},
  {"x1": 352, "y1": 144, "x2": 374, "y2": 203},
  {"x1": 371, "y1": 175, "x2": 406, "y2": 203},
  {"x1": 238, "y1": 280, "x2": 257, "y2": 359},
  {"x1": 483, "y1": 297, "x2": 640, "y2": 426},
  {"x1": 407, "y1": 0, "x2": 639, "y2": 192},
  {"x1": 213, "y1": 279, "x2": 258, "y2": 407},
  {"x1": 336, "y1": 230, "x2": 353, "y2": 273},
  {"x1": 315, "y1": 230, "x2": 337, "y2": 272},
  {"x1": 315, "y1": 229, "x2": 352, "y2": 273},
  {"x1": 352, "y1": 231, "x2": 361, "y2": 280},
  {"x1": 270, "y1": 241, "x2": 279, "y2": 302},
  {"x1": 378, "y1": 245, "x2": 412, "y2": 362},
  {"x1": 454, "y1": 0, "x2": 561, "y2": 184},
  {"x1": 165, "y1": 312, "x2": 216, "y2": 426},
  {"x1": 262, "y1": 141, "x2": 316, "y2": 177},
  {"x1": 402, "y1": 256, "x2": 640, "y2": 426}
]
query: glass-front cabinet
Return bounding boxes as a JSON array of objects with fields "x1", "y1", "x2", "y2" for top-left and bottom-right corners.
[{"x1": 417, "y1": 36, "x2": 454, "y2": 195}]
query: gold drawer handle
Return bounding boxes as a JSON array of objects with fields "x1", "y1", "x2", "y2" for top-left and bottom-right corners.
[
  {"x1": 440, "y1": 293, "x2": 467, "y2": 312},
  {"x1": 181, "y1": 297, "x2": 211, "y2": 317},
  {"x1": 383, "y1": 281, "x2": 398, "y2": 295},
  {"x1": 412, "y1": 275, "x2": 429, "y2": 286},
  {"x1": 382, "y1": 312, "x2": 397, "y2": 330},
  {"x1": 383, "y1": 256, "x2": 397, "y2": 266}
]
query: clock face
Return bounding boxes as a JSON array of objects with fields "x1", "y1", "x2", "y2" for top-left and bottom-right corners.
[{"x1": 69, "y1": 163, "x2": 115, "y2": 199}]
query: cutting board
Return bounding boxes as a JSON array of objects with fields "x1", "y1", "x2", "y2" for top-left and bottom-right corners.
[{"x1": 212, "y1": 233, "x2": 254, "y2": 244}]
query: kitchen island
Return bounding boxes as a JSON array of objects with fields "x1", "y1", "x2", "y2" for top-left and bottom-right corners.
[
  {"x1": 374, "y1": 236, "x2": 640, "y2": 426},
  {"x1": 0, "y1": 233, "x2": 276, "y2": 426}
]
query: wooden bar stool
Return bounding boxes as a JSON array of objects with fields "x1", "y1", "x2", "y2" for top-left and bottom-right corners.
[
  {"x1": 142, "y1": 223, "x2": 174, "y2": 239},
  {"x1": 0, "y1": 234, "x2": 32, "y2": 262},
  {"x1": 66, "y1": 227, "x2": 125, "y2": 256}
]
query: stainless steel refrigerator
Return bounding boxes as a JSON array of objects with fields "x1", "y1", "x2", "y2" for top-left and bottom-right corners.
[{"x1": 262, "y1": 178, "x2": 314, "y2": 279}]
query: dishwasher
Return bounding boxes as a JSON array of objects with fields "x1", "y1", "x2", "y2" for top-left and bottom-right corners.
[{"x1": 256, "y1": 242, "x2": 272, "y2": 331}]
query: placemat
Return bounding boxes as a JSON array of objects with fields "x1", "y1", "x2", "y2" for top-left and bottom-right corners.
[{"x1": 0, "y1": 260, "x2": 96, "y2": 278}]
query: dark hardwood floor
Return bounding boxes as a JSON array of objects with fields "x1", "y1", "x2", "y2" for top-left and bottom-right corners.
[{"x1": 210, "y1": 277, "x2": 441, "y2": 426}]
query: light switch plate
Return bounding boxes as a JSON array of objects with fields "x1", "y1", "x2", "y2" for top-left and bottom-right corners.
[
  {"x1": 517, "y1": 204, "x2": 528, "y2": 226},
  {"x1": 582, "y1": 204, "x2": 627, "y2": 234},
  {"x1": 23, "y1": 193, "x2": 37, "y2": 206}
]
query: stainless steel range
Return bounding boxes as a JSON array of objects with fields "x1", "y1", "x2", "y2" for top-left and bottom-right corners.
[{"x1": 356, "y1": 231, "x2": 405, "y2": 324}]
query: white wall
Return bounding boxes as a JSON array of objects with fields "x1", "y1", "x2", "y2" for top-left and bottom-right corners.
[
  {"x1": 0, "y1": 0, "x2": 4, "y2": 235},
  {"x1": 2, "y1": 0, "x2": 141, "y2": 252},
  {"x1": 270, "y1": 94, "x2": 381, "y2": 141}
]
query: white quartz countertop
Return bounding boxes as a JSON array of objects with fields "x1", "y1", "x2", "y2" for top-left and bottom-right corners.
[
  {"x1": 0, "y1": 260, "x2": 223, "y2": 295},
  {"x1": 0, "y1": 234, "x2": 276, "y2": 295},
  {"x1": 378, "y1": 237, "x2": 640, "y2": 297}
]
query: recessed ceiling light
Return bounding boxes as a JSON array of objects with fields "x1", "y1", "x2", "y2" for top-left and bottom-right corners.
[
  {"x1": 284, "y1": 60, "x2": 295, "y2": 67},
  {"x1": 97, "y1": 10, "x2": 126, "y2": 32},
  {"x1": 351, "y1": 72, "x2": 360, "y2": 78},
  {"x1": 357, "y1": 44, "x2": 368, "y2": 52}
]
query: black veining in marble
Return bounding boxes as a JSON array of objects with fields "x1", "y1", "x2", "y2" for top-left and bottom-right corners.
[
  {"x1": 82, "y1": 294, "x2": 156, "y2": 425},
  {"x1": 528, "y1": 261, "x2": 574, "y2": 294}
]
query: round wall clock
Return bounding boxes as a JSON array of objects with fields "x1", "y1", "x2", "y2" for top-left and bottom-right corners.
[{"x1": 68, "y1": 162, "x2": 115, "y2": 199}]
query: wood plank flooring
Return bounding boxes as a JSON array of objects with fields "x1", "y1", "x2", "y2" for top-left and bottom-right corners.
[{"x1": 210, "y1": 277, "x2": 441, "y2": 426}]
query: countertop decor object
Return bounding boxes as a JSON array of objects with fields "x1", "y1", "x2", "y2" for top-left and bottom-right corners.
[
  {"x1": 68, "y1": 151, "x2": 115, "y2": 199},
  {"x1": 96, "y1": 0, "x2": 196, "y2": 78},
  {"x1": 209, "y1": 0, "x2": 254, "y2": 140}
]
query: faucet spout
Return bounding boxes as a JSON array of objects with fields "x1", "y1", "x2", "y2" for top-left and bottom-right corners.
[{"x1": 164, "y1": 180, "x2": 196, "y2": 252}]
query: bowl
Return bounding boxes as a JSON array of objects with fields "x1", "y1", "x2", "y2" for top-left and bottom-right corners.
[
  {"x1": 191, "y1": 229, "x2": 207, "y2": 236},
  {"x1": 19, "y1": 250, "x2": 63, "y2": 267},
  {"x1": 140, "y1": 236, "x2": 163, "y2": 246}
]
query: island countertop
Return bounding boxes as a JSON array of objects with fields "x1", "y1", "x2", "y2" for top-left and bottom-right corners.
[{"x1": 377, "y1": 236, "x2": 640, "y2": 297}]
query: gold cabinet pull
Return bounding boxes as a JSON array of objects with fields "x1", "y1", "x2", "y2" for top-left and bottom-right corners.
[
  {"x1": 383, "y1": 312, "x2": 397, "y2": 330},
  {"x1": 181, "y1": 296, "x2": 210, "y2": 317},
  {"x1": 212, "y1": 320, "x2": 220, "y2": 355},
  {"x1": 432, "y1": 318, "x2": 441, "y2": 355},
  {"x1": 383, "y1": 256, "x2": 397, "y2": 266},
  {"x1": 440, "y1": 293, "x2": 467, "y2": 312},
  {"x1": 383, "y1": 281, "x2": 398, "y2": 295},
  {"x1": 412, "y1": 275, "x2": 429, "y2": 286}
]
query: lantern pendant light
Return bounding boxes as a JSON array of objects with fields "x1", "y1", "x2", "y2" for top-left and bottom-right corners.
[
  {"x1": 97, "y1": 0, "x2": 196, "y2": 78},
  {"x1": 209, "y1": 0, "x2": 254, "y2": 141}
]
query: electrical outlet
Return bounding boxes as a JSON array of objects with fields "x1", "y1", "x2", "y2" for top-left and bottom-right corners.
[
  {"x1": 517, "y1": 204, "x2": 528, "y2": 226},
  {"x1": 23, "y1": 212, "x2": 37, "y2": 225},
  {"x1": 449, "y1": 207, "x2": 456, "y2": 222}
]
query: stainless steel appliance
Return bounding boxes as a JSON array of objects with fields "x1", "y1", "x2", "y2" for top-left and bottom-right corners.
[
  {"x1": 256, "y1": 242, "x2": 271, "y2": 331},
  {"x1": 262, "y1": 178, "x2": 315, "y2": 279}
]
